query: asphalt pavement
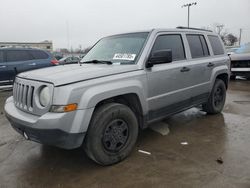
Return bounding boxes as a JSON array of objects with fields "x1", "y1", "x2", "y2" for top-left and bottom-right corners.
[{"x1": 0, "y1": 79, "x2": 250, "y2": 188}]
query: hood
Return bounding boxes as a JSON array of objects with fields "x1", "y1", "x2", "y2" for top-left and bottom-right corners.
[
  {"x1": 18, "y1": 64, "x2": 140, "y2": 86},
  {"x1": 230, "y1": 53, "x2": 250, "y2": 61}
]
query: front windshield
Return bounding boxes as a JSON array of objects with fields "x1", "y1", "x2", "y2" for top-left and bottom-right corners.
[
  {"x1": 235, "y1": 44, "x2": 250, "y2": 54},
  {"x1": 81, "y1": 32, "x2": 149, "y2": 64}
]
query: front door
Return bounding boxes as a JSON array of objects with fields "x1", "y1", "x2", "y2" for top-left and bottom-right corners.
[{"x1": 146, "y1": 33, "x2": 195, "y2": 121}]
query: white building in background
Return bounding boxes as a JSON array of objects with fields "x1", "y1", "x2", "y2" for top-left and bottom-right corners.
[{"x1": 0, "y1": 40, "x2": 53, "y2": 52}]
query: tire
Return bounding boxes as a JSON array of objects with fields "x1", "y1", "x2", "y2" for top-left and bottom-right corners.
[
  {"x1": 83, "y1": 103, "x2": 138, "y2": 165},
  {"x1": 202, "y1": 79, "x2": 226, "y2": 114}
]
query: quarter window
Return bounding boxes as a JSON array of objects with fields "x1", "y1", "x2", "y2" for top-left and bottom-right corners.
[
  {"x1": 30, "y1": 50, "x2": 49, "y2": 59},
  {"x1": 186, "y1": 34, "x2": 210, "y2": 58},
  {"x1": 151, "y1": 34, "x2": 185, "y2": 61},
  {"x1": 6, "y1": 50, "x2": 33, "y2": 62},
  {"x1": 208, "y1": 35, "x2": 225, "y2": 55}
]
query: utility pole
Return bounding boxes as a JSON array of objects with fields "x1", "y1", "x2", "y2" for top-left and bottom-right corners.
[
  {"x1": 66, "y1": 21, "x2": 70, "y2": 51},
  {"x1": 239, "y1": 28, "x2": 242, "y2": 46},
  {"x1": 182, "y1": 2, "x2": 197, "y2": 28}
]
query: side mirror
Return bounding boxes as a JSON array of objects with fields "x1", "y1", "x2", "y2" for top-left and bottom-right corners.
[{"x1": 146, "y1": 49, "x2": 172, "y2": 68}]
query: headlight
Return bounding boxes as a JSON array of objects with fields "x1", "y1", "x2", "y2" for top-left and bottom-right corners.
[{"x1": 39, "y1": 86, "x2": 50, "y2": 107}]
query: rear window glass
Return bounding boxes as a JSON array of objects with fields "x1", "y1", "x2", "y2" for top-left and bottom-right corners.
[
  {"x1": 186, "y1": 34, "x2": 210, "y2": 58},
  {"x1": 208, "y1": 35, "x2": 225, "y2": 55},
  {"x1": 6, "y1": 50, "x2": 33, "y2": 62},
  {"x1": 0, "y1": 51, "x2": 3, "y2": 63},
  {"x1": 30, "y1": 50, "x2": 49, "y2": 59}
]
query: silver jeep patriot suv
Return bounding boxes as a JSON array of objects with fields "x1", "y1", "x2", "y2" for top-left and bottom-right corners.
[{"x1": 5, "y1": 27, "x2": 230, "y2": 165}]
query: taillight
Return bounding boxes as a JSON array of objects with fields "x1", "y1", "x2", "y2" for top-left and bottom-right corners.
[{"x1": 51, "y1": 59, "x2": 59, "y2": 65}]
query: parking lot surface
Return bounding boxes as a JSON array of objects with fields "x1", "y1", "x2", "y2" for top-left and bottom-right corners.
[{"x1": 0, "y1": 80, "x2": 250, "y2": 188}]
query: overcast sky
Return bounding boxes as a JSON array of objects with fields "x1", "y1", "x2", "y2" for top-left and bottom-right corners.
[{"x1": 0, "y1": 0, "x2": 249, "y2": 49}]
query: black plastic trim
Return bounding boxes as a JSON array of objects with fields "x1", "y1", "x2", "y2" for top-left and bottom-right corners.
[
  {"x1": 147, "y1": 92, "x2": 210, "y2": 124},
  {"x1": 7, "y1": 116, "x2": 85, "y2": 149}
]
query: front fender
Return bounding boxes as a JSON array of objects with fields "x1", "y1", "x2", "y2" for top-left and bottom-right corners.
[{"x1": 78, "y1": 80, "x2": 148, "y2": 115}]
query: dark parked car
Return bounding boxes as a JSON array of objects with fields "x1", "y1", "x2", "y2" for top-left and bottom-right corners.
[
  {"x1": 0, "y1": 48, "x2": 58, "y2": 84},
  {"x1": 230, "y1": 44, "x2": 250, "y2": 79}
]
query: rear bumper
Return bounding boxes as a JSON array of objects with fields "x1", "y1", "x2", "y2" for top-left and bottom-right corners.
[{"x1": 4, "y1": 97, "x2": 86, "y2": 149}]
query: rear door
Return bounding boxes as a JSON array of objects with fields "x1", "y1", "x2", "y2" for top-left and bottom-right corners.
[
  {"x1": 185, "y1": 34, "x2": 212, "y2": 99},
  {"x1": 28, "y1": 50, "x2": 51, "y2": 68}
]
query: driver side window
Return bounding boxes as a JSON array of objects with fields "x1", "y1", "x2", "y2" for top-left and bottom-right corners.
[{"x1": 151, "y1": 34, "x2": 186, "y2": 61}]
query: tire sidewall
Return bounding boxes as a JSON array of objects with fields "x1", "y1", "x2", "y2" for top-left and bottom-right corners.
[
  {"x1": 211, "y1": 79, "x2": 226, "y2": 113},
  {"x1": 85, "y1": 103, "x2": 138, "y2": 165}
]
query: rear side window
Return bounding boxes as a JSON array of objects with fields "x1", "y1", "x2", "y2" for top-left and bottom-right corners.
[
  {"x1": 29, "y1": 50, "x2": 49, "y2": 59},
  {"x1": 0, "y1": 51, "x2": 3, "y2": 63},
  {"x1": 6, "y1": 50, "x2": 33, "y2": 62},
  {"x1": 208, "y1": 35, "x2": 224, "y2": 55},
  {"x1": 151, "y1": 34, "x2": 185, "y2": 61},
  {"x1": 186, "y1": 34, "x2": 209, "y2": 58}
]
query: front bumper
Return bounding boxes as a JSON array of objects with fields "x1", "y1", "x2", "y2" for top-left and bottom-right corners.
[
  {"x1": 231, "y1": 68, "x2": 250, "y2": 77},
  {"x1": 4, "y1": 97, "x2": 86, "y2": 149}
]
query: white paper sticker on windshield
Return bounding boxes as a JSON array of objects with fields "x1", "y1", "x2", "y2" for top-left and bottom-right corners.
[{"x1": 113, "y1": 53, "x2": 136, "y2": 61}]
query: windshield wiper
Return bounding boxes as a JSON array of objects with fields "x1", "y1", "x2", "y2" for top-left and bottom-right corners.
[{"x1": 81, "y1": 59, "x2": 113, "y2": 65}]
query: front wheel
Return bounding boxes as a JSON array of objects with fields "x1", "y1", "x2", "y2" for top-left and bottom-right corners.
[
  {"x1": 83, "y1": 103, "x2": 138, "y2": 165},
  {"x1": 202, "y1": 79, "x2": 226, "y2": 114}
]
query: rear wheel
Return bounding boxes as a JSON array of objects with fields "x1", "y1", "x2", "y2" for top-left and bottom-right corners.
[
  {"x1": 83, "y1": 103, "x2": 138, "y2": 165},
  {"x1": 202, "y1": 79, "x2": 226, "y2": 114}
]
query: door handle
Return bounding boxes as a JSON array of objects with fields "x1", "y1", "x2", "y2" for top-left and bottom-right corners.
[
  {"x1": 180, "y1": 67, "x2": 190, "y2": 72},
  {"x1": 0, "y1": 65, "x2": 6, "y2": 69},
  {"x1": 28, "y1": 63, "x2": 36, "y2": 66},
  {"x1": 207, "y1": 62, "x2": 215, "y2": 67}
]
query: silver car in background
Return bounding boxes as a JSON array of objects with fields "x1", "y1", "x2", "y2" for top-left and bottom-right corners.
[{"x1": 230, "y1": 43, "x2": 250, "y2": 79}]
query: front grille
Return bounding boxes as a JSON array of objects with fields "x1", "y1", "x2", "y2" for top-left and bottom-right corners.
[
  {"x1": 13, "y1": 82, "x2": 35, "y2": 112},
  {"x1": 231, "y1": 60, "x2": 250, "y2": 68},
  {"x1": 13, "y1": 77, "x2": 53, "y2": 116}
]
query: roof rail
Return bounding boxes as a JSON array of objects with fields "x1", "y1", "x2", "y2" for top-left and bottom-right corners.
[
  {"x1": 0, "y1": 46, "x2": 34, "y2": 49},
  {"x1": 176, "y1": 26, "x2": 213, "y2": 32}
]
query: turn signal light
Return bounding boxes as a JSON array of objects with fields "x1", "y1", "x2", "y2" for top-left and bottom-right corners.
[
  {"x1": 64, "y1": 103, "x2": 78, "y2": 112},
  {"x1": 50, "y1": 103, "x2": 78, "y2": 113}
]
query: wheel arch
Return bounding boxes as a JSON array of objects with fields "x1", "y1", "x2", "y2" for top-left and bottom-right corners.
[
  {"x1": 210, "y1": 65, "x2": 230, "y2": 90},
  {"x1": 216, "y1": 73, "x2": 229, "y2": 89},
  {"x1": 94, "y1": 93, "x2": 145, "y2": 129}
]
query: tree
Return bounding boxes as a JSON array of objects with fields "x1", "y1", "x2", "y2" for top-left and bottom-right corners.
[
  {"x1": 83, "y1": 46, "x2": 92, "y2": 54},
  {"x1": 59, "y1": 48, "x2": 69, "y2": 53},
  {"x1": 207, "y1": 23, "x2": 238, "y2": 46},
  {"x1": 225, "y1": 33, "x2": 238, "y2": 46},
  {"x1": 213, "y1": 23, "x2": 224, "y2": 36}
]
